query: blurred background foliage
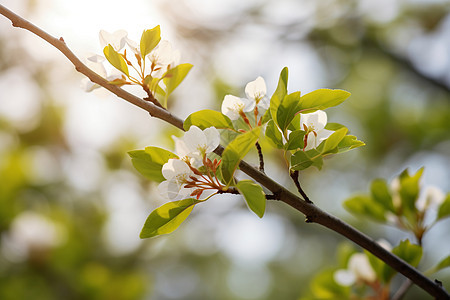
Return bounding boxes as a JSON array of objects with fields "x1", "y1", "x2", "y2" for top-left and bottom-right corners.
[{"x1": 0, "y1": 0, "x2": 449, "y2": 299}]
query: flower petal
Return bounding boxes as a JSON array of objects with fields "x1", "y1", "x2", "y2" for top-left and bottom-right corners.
[
  {"x1": 300, "y1": 110, "x2": 328, "y2": 131},
  {"x1": 257, "y1": 96, "x2": 270, "y2": 111},
  {"x1": 222, "y1": 95, "x2": 245, "y2": 120},
  {"x1": 174, "y1": 136, "x2": 190, "y2": 158},
  {"x1": 245, "y1": 76, "x2": 267, "y2": 101},
  {"x1": 348, "y1": 253, "x2": 376, "y2": 283},
  {"x1": 99, "y1": 29, "x2": 128, "y2": 51},
  {"x1": 334, "y1": 269, "x2": 356, "y2": 286},
  {"x1": 183, "y1": 126, "x2": 207, "y2": 155},
  {"x1": 203, "y1": 127, "x2": 220, "y2": 152},
  {"x1": 161, "y1": 159, "x2": 192, "y2": 180}
]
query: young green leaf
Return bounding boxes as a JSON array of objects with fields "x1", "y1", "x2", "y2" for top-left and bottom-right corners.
[
  {"x1": 437, "y1": 194, "x2": 450, "y2": 220},
  {"x1": 325, "y1": 123, "x2": 346, "y2": 131},
  {"x1": 290, "y1": 150, "x2": 314, "y2": 170},
  {"x1": 431, "y1": 255, "x2": 450, "y2": 273},
  {"x1": 336, "y1": 135, "x2": 365, "y2": 153},
  {"x1": 236, "y1": 180, "x2": 266, "y2": 218},
  {"x1": 140, "y1": 26, "x2": 161, "y2": 58},
  {"x1": 220, "y1": 127, "x2": 261, "y2": 185},
  {"x1": 163, "y1": 63, "x2": 193, "y2": 99},
  {"x1": 260, "y1": 107, "x2": 272, "y2": 124},
  {"x1": 370, "y1": 179, "x2": 395, "y2": 213},
  {"x1": 399, "y1": 168, "x2": 424, "y2": 216},
  {"x1": 265, "y1": 120, "x2": 284, "y2": 149},
  {"x1": 298, "y1": 89, "x2": 351, "y2": 113},
  {"x1": 269, "y1": 67, "x2": 289, "y2": 128},
  {"x1": 103, "y1": 44, "x2": 129, "y2": 76},
  {"x1": 343, "y1": 195, "x2": 387, "y2": 222},
  {"x1": 321, "y1": 127, "x2": 348, "y2": 154},
  {"x1": 128, "y1": 147, "x2": 178, "y2": 182},
  {"x1": 394, "y1": 239, "x2": 422, "y2": 267},
  {"x1": 184, "y1": 110, "x2": 234, "y2": 131},
  {"x1": 276, "y1": 91, "x2": 301, "y2": 133},
  {"x1": 285, "y1": 130, "x2": 306, "y2": 150},
  {"x1": 140, "y1": 198, "x2": 200, "y2": 238}
]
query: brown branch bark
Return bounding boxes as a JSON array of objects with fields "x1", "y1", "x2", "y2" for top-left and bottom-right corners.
[{"x1": 1, "y1": 5, "x2": 448, "y2": 299}]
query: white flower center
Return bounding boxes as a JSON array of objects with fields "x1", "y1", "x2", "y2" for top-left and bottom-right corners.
[
  {"x1": 232, "y1": 102, "x2": 245, "y2": 112},
  {"x1": 176, "y1": 173, "x2": 190, "y2": 184}
]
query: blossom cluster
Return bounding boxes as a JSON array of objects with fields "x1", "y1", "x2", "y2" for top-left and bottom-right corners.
[
  {"x1": 221, "y1": 76, "x2": 269, "y2": 125},
  {"x1": 221, "y1": 76, "x2": 334, "y2": 151},
  {"x1": 82, "y1": 28, "x2": 180, "y2": 93},
  {"x1": 158, "y1": 126, "x2": 224, "y2": 200}
]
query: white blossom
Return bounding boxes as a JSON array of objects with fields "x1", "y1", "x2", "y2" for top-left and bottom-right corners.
[
  {"x1": 245, "y1": 76, "x2": 270, "y2": 112},
  {"x1": 299, "y1": 110, "x2": 334, "y2": 151},
  {"x1": 221, "y1": 95, "x2": 254, "y2": 120},
  {"x1": 158, "y1": 159, "x2": 195, "y2": 200},
  {"x1": 221, "y1": 76, "x2": 270, "y2": 121},
  {"x1": 174, "y1": 126, "x2": 220, "y2": 166},
  {"x1": 148, "y1": 40, "x2": 181, "y2": 78},
  {"x1": 334, "y1": 253, "x2": 376, "y2": 286},
  {"x1": 99, "y1": 29, "x2": 128, "y2": 51},
  {"x1": 416, "y1": 186, "x2": 445, "y2": 211}
]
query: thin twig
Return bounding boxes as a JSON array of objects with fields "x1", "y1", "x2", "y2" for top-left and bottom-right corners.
[
  {"x1": 142, "y1": 84, "x2": 164, "y2": 109},
  {"x1": 0, "y1": 5, "x2": 448, "y2": 299},
  {"x1": 392, "y1": 279, "x2": 413, "y2": 300},
  {"x1": 255, "y1": 141, "x2": 265, "y2": 173},
  {"x1": 289, "y1": 170, "x2": 312, "y2": 203}
]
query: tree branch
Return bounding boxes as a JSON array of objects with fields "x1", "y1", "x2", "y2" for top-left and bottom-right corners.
[{"x1": 1, "y1": 5, "x2": 448, "y2": 299}]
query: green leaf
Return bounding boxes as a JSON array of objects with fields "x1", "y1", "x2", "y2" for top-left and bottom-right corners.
[
  {"x1": 336, "y1": 135, "x2": 365, "y2": 153},
  {"x1": 143, "y1": 75, "x2": 165, "y2": 96},
  {"x1": 236, "y1": 180, "x2": 266, "y2": 218},
  {"x1": 265, "y1": 120, "x2": 284, "y2": 149},
  {"x1": 287, "y1": 114, "x2": 301, "y2": 131},
  {"x1": 103, "y1": 45, "x2": 129, "y2": 76},
  {"x1": 394, "y1": 239, "x2": 423, "y2": 266},
  {"x1": 184, "y1": 109, "x2": 234, "y2": 131},
  {"x1": 290, "y1": 150, "x2": 313, "y2": 170},
  {"x1": 128, "y1": 147, "x2": 178, "y2": 182},
  {"x1": 325, "y1": 123, "x2": 346, "y2": 131},
  {"x1": 371, "y1": 179, "x2": 395, "y2": 213},
  {"x1": 163, "y1": 63, "x2": 193, "y2": 98},
  {"x1": 437, "y1": 194, "x2": 450, "y2": 220},
  {"x1": 298, "y1": 89, "x2": 351, "y2": 113},
  {"x1": 398, "y1": 168, "x2": 423, "y2": 216},
  {"x1": 291, "y1": 149, "x2": 323, "y2": 171},
  {"x1": 311, "y1": 154, "x2": 324, "y2": 170},
  {"x1": 433, "y1": 255, "x2": 450, "y2": 273},
  {"x1": 140, "y1": 198, "x2": 200, "y2": 238},
  {"x1": 343, "y1": 195, "x2": 386, "y2": 222},
  {"x1": 260, "y1": 108, "x2": 272, "y2": 124},
  {"x1": 285, "y1": 130, "x2": 306, "y2": 150},
  {"x1": 220, "y1": 127, "x2": 261, "y2": 185},
  {"x1": 276, "y1": 91, "x2": 301, "y2": 133},
  {"x1": 321, "y1": 127, "x2": 348, "y2": 154},
  {"x1": 269, "y1": 67, "x2": 289, "y2": 128},
  {"x1": 140, "y1": 26, "x2": 161, "y2": 58}
]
